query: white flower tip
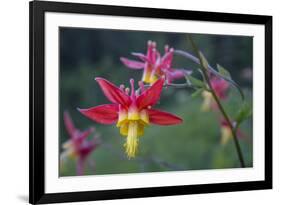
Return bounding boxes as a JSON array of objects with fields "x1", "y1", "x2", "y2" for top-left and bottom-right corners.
[
  {"x1": 125, "y1": 87, "x2": 130, "y2": 95},
  {"x1": 119, "y1": 84, "x2": 125, "y2": 90}
]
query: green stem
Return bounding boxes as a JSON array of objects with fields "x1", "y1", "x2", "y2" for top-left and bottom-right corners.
[
  {"x1": 167, "y1": 82, "x2": 197, "y2": 89},
  {"x1": 136, "y1": 82, "x2": 197, "y2": 94},
  {"x1": 205, "y1": 73, "x2": 245, "y2": 167},
  {"x1": 188, "y1": 35, "x2": 246, "y2": 168}
]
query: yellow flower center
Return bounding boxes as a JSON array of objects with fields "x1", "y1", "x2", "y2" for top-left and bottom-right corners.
[
  {"x1": 116, "y1": 106, "x2": 149, "y2": 158},
  {"x1": 125, "y1": 121, "x2": 139, "y2": 158},
  {"x1": 61, "y1": 140, "x2": 78, "y2": 159},
  {"x1": 142, "y1": 64, "x2": 158, "y2": 84}
]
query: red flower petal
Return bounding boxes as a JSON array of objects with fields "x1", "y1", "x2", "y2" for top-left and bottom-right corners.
[
  {"x1": 131, "y1": 52, "x2": 149, "y2": 62},
  {"x1": 64, "y1": 111, "x2": 76, "y2": 138},
  {"x1": 120, "y1": 57, "x2": 145, "y2": 69},
  {"x1": 136, "y1": 78, "x2": 164, "y2": 110},
  {"x1": 148, "y1": 109, "x2": 183, "y2": 125},
  {"x1": 78, "y1": 127, "x2": 94, "y2": 142},
  {"x1": 211, "y1": 78, "x2": 229, "y2": 99},
  {"x1": 78, "y1": 104, "x2": 118, "y2": 124},
  {"x1": 79, "y1": 142, "x2": 96, "y2": 158},
  {"x1": 95, "y1": 78, "x2": 131, "y2": 106},
  {"x1": 146, "y1": 41, "x2": 158, "y2": 63},
  {"x1": 161, "y1": 51, "x2": 173, "y2": 68}
]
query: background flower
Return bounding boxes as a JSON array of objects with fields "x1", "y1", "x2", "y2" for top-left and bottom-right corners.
[
  {"x1": 201, "y1": 76, "x2": 230, "y2": 112},
  {"x1": 60, "y1": 111, "x2": 100, "y2": 175},
  {"x1": 120, "y1": 41, "x2": 189, "y2": 84},
  {"x1": 220, "y1": 118, "x2": 246, "y2": 145}
]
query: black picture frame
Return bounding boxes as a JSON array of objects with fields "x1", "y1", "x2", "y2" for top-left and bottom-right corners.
[{"x1": 29, "y1": 0, "x2": 272, "y2": 204}]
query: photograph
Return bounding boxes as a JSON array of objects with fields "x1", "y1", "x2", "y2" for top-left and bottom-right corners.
[
  {"x1": 58, "y1": 28, "x2": 253, "y2": 177},
  {"x1": 0, "y1": 0, "x2": 277, "y2": 203},
  {"x1": 29, "y1": 1, "x2": 272, "y2": 203}
]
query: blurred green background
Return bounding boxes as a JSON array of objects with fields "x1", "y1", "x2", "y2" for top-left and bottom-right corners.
[{"x1": 59, "y1": 27, "x2": 253, "y2": 176}]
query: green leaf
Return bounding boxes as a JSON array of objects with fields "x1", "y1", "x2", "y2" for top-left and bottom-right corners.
[
  {"x1": 191, "y1": 88, "x2": 204, "y2": 98},
  {"x1": 199, "y1": 51, "x2": 209, "y2": 70},
  {"x1": 185, "y1": 75, "x2": 205, "y2": 88},
  {"x1": 217, "y1": 64, "x2": 232, "y2": 80},
  {"x1": 235, "y1": 102, "x2": 252, "y2": 125}
]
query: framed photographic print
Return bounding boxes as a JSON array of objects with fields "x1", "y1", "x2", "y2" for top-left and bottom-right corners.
[{"x1": 29, "y1": 0, "x2": 272, "y2": 204}]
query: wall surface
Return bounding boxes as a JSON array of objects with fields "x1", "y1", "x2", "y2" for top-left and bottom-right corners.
[{"x1": 0, "y1": 0, "x2": 279, "y2": 204}]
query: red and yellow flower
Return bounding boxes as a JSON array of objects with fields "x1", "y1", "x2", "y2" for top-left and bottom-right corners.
[
  {"x1": 78, "y1": 77, "x2": 182, "y2": 158},
  {"x1": 60, "y1": 111, "x2": 100, "y2": 175},
  {"x1": 120, "y1": 40, "x2": 188, "y2": 84}
]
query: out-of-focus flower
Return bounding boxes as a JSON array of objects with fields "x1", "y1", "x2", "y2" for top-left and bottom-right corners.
[
  {"x1": 220, "y1": 118, "x2": 244, "y2": 145},
  {"x1": 120, "y1": 40, "x2": 189, "y2": 84},
  {"x1": 60, "y1": 111, "x2": 100, "y2": 175},
  {"x1": 201, "y1": 77, "x2": 229, "y2": 111},
  {"x1": 220, "y1": 119, "x2": 233, "y2": 145},
  {"x1": 78, "y1": 77, "x2": 182, "y2": 158}
]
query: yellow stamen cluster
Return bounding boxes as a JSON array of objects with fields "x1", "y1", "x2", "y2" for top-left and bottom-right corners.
[
  {"x1": 116, "y1": 106, "x2": 149, "y2": 158},
  {"x1": 60, "y1": 140, "x2": 78, "y2": 170},
  {"x1": 126, "y1": 121, "x2": 139, "y2": 158},
  {"x1": 142, "y1": 65, "x2": 158, "y2": 84}
]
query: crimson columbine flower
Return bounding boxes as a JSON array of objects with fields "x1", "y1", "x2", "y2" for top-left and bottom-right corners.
[
  {"x1": 201, "y1": 77, "x2": 229, "y2": 111},
  {"x1": 120, "y1": 40, "x2": 188, "y2": 84},
  {"x1": 78, "y1": 77, "x2": 182, "y2": 158},
  {"x1": 60, "y1": 111, "x2": 100, "y2": 175}
]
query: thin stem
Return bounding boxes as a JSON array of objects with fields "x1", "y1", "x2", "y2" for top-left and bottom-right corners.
[
  {"x1": 167, "y1": 83, "x2": 211, "y2": 92},
  {"x1": 136, "y1": 82, "x2": 196, "y2": 94},
  {"x1": 166, "y1": 82, "x2": 197, "y2": 89},
  {"x1": 76, "y1": 158, "x2": 84, "y2": 175},
  {"x1": 166, "y1": 83, "x2": 190, "y2": 88},
  {"x1": 205, "y1": 73, "x2": 245, "y2": 167},
  {"x1": 188, "y1": 35, "x2": 246, "y2": 168}
]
